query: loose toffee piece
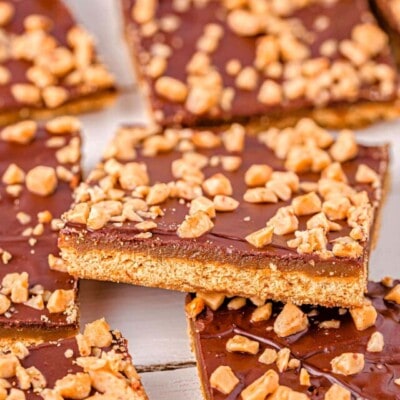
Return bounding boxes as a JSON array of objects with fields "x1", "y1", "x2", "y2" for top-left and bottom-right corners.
[
  {"x1": 0, "y1": 0, "x2": 115, "y2": 125},
  {"x1": 0, "y1": 117, "x2": 81, "y2": 345},
  {"x1": 122, "y1": 0, "x2": 399, "y2": 129},
  {"x1": 0, "y1": 318, "x2": 148, "y2": 400},
  {"x1": 187, "y1": 280, "x2": 400, "y2": 400},
  {"x1": 60, "y1": 119, "x2": 388, "y2": 307}
]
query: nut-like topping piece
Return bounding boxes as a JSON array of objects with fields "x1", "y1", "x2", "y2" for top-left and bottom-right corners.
[
  {"x1": 0, "y1": 293, "x2": 10, "y2": 315},
  {"x1": 227, "y1": 297, "x2": 246, "y2": 311},
  {"x1": 322, "y1": 196, "x2": 351, "y2": 220},
  {"x1": 274, "y1": 303, "x2": 309, "y2": 337},
  {"x1": 213, "y1": 195, "x2": 239, "y2": 212},
  {"x1": 287, "y1": 227, "x2": 327, "y2": 254},
  {"x1": 226, "y1": 335, "x2": 259, "y2": 355},
  {"x1": 0, "y1": 2, "x2": 14, "y2": 26},
  {"x1": 258, "y1": 348, "x2": 277, "y2": 365},
  {"x1": 244, "y1": 188, "x2": 278, "y2": 203},
  {"x1": 245, "y1": 226, "x2": 273, "y2": 248},
  {"x1": 54, "y1": 373, "x2": 91, "y2": 399},
  {"x1": 240, "y1": 370, "x2": 279, "y2": 400},
  {"x1": 189, "y1": 196, "x2": 216, "y2": 218},
  {"x1": 258, "y1": 80, "x2": 283, "y2": 105},
  {"x1": 11, "y1": 84, "x2": 41, "y2": 104},
  {"x1": 330, "y1": 130, "x2": 358, "y2": 162},
  {"x1": 352, "y1": 23, "x2": 388, "y2": 57},
  {"x1": 2, "y1": 163, "x2": 25, "y2": 184},
  {"x1": 197, "y1": 292, "x2": 225, "y2": 311},
  {"x1": 46, "y1": 289, "x2": 74, "y2": 313},
  {"x1": 203, "y1": 173, "x2": 233, "y2": 196},
  {"x1": 349, "y1": 301, "x2": 377, "y2": 331},
  {"x1": 355, "y1": 164, "x2": 379, "y2": 184},
  {"x1": 1, "y1": 121, "x2": 37, "y2": 144},
  {"x1": 46, "y1": 116, "x2": 81, "y2": 134},
  {"x1": 146, "y1": 183, "x2": 170, "y2": 205},
  {"x1": 331, "y1": 353, "x2": 364, "y2": 376},
  {"x1": 251, "y1": 302, "x2": 272, "y2": 323},
  {"x1": 367, "y1": 331, "x2": 384, "y2": 353},
  {"x1": 384, "y1": 284, "x2": 400, "y2": 304},
  {"x1": 83, "y1": 318, "x2": 113, "y2": 348},
  {"x1": 65, "y1": 203, "x2": 90, "y2": 225},
  {"x1": 300, "y1": 368, "x2": 311, "y2": 386},
  {"x1": 177, "y1": 211, "x2": 214, "y2": 238},
  {"x1": 209, "y1": 366, "x2": 239, "y2": 395},
  {"x1": 0, "y1": 354, "x2": 19, "y2": 378},
  {"x1": 276, "y1": 348, "x2": 291, "y2": 373},
  {"x1": 244, "y1": 164, "x2": 272, "y2": 187},
  {"x1": 26, "y1": 166, "x2": 57, "y2": 196},
  {"x1": 267, "y1": 206, "x2": 298, "y2": 235},
  {"x1": 42, "y1": 86, "x2": 68, "y2": 108},
  {"x1": 292, "y1": 192, "x2": 322, "y2": 216},
  {"x1": 325, "y1": 384, "x2": 351, "y2": 400},
  {"x1": 185, "y1": 296, "x2": 205, "y2": 318},
  {"x1": 227, "y1": 9, "x2": 262, "y2": 37},
  {"x1": 155, "y1": 76, "x2": 188, "y2": 102},
  {"x1": 332, "y1": 236, "x2": 363, "y2": 258},
  {"x1": 132, "y1": 0, "x2": 157, "y2": 24}
]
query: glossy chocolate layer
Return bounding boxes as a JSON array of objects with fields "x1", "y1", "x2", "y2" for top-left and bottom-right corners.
[
  {"x1": 122, "y1": 0, "x2": 397, "y2": 126},
  {"x1": 63, "y1": 132, "x2": 388, "y2": 279},
  {"x1": 189, "y1": 280, "x2": 400, "y2": 399},
  {"x1": 0, "y1": 0, "x2": 115, "y2": 115},
  {"x1": 0, "y1": 124, "x2": 80, "y2": 334}
]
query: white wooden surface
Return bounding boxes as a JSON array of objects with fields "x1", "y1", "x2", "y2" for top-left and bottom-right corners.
[{"x1": 63, "y1": 1, "x2": 400, "y2": 399}]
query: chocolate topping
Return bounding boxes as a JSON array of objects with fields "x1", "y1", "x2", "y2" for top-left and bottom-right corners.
[{"x1": 188, "y1": 280, "x2": 400, "y2": 399}]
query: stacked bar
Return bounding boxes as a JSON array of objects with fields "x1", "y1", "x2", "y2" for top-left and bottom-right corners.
[
  {"x1": 0, "y1": 117, "x2": 81, "y2": 345},
  {"x1": 0, "y1": 0, "x2": 115, "y2": 125},
  {"x1": 59, "y1": 120, "x2": 389, "y2": 307},
  {"x1": 0, "y1": 319, "x2": 148, "y2": 399},
  {"x1": 122, "y1": 0, "x2": 399, "y2": 128}
]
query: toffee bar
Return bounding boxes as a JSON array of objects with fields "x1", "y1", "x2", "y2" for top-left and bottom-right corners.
[
  {"x1": 122, "y1": 0, "x2": 399, "y2": 129},
  {"x1": 0, "y1": 0, "x2": 115, "y2": 125},
  {"x1": 60, "y1": 120, "x2": 388, "y2": 307},
  {"x1": 0, "y1": 117, "x2": 81, "y2": 345}
]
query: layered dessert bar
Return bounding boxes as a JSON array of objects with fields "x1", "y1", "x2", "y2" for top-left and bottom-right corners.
[
  {"x1": 122, "y1": 0, "x2": 399, "y2": 128},
  {"x1": 0, "y1": 0, "x2": 115, "y2": 125},
  {"x1": 0, "y1": 117, "x2": 81, "y2": 345},
  {"x1": 186, "y1": 278, "x2": 400, "y2": 399},
  {"x1": 0, "y1": 318, "x2": 148, "y2": 399},
  {"x1": 60, "y1": 120, "x2": 388, "y2": 307}
]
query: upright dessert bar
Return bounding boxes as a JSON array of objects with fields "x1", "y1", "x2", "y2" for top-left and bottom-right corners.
[
  {"x1": 122, "y1": 0, "x2": 399, "y2": 128},
  {"x1": 0, "y1": 0, "x2": 115, "y2": 125},
  {"x1": 186, "y1": 279, "x2": 400, "y2": 399},
  {"x1": 60, "y1": 120, "x2": 388, "y2": 307},
  {"x1": 0, "y1": 117, "x2": 81, "y2": 345},
  {"x1": 0, "y1": 319, "x2": 148, "y2": 399}
]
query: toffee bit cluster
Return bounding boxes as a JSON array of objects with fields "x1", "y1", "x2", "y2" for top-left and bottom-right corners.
[
  {"x1": 0, "y1": 319, "x2": 144, "y2": 400},
  {"x1": 0, "y1": 2, "x2": 114, "y2": 110},
  {"x1": 187, "y1": 280, "x2": 400, "y2": 399},
  {"x1": 64, "y1": 118, "x2": 381, "y2": 260},
  {"x1": 131, "y1": 0, "x2": 395, "y2": 120}
]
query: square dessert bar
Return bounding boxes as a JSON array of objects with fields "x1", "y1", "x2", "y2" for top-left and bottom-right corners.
[
  {"x1": 60, "y1": 119, "x2": 388, "y2": 307},
  {"x1": 0, "y1": 318, "x2": 148, "y2": 399},
  {"x1": 0, "y1": 117, "x2": 81, "y2": 345},
  {"x1": 122, "y1": 0, "x2": 399, "y2": 129},
  {"x1": 0, "y1": 0, "x2": 115, "y2": 125},
  {"x1": 186, "y1": 279, "x2": 400, "y2": 400}
]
